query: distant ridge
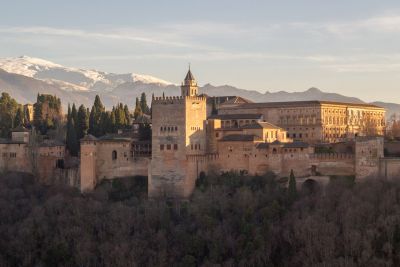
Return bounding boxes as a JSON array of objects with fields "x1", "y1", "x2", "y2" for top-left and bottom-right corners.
[{"x1": 0, "y1": 56, "x2": 399, "y2": 117}]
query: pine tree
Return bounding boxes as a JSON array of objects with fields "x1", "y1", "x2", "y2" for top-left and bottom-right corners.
[
  {"x1": 133, "y1": 97, "x2": 142, "y2": 120},
  {"x1": 288, "y1": 169, "x2": 297, "y2": 203}
]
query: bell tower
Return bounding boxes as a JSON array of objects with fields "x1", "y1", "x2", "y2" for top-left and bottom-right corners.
[{"x1": 181, "y1": 66, "x2": 198, "y2": 97}]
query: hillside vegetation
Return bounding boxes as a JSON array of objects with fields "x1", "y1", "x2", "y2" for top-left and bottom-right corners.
[{"x1": 1, "y1": 172, "x2": 400, "y2": 266}]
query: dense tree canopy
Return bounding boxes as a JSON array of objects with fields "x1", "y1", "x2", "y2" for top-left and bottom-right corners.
[
  {"x1": 0, "y1": 92, "x2": 21, "y2": 137},
  {"x1": 1, "y1": 171, "x2": 400, "y2": 266}
]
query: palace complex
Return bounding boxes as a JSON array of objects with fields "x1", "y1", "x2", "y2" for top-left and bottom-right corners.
[{"x1": 1, "y1": 68, "x2": 400, "y2": 198}]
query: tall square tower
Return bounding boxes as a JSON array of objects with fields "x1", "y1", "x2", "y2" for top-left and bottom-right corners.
[{"x1": 149, "y1": 68, "x2": 207, "y2": 198}]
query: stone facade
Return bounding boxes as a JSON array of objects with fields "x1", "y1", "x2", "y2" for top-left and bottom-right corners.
[
  {"x1": 0, "y1": 127, "x2": 71, "y2": 185},
  {"x1": 149, "y1": 69, "x2": 207, "y2": 198},
  {"x1": 219, "y1": 101, "x2": 385, "y2": 143},
  {"x1": 80, "y1": 135, "x2": 150, "y2": 192}
]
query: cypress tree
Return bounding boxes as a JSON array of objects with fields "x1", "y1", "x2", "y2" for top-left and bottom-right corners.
[
  {"x1": 71, "y1": 103, "x2": 78, "y2": 132},
  {"x1": 288, "y1": 169, "x2": 297, "y2": 203},
  {"x1": 67, "y1": 118, "x2": 79, "y2": 157},
  {"x1": 133, "y1": 97, "x2": 142, "y2": 120},
  {"x1": 14, "y1": 107, "x2": 24, "y2": 127},
  {"x1": 77, "y1": 104, "x2": 89, "y2": 140},
  {"x1": 140, "y1": 92, "x2": 149, "y2": 114},
  {"x1": 123, "y1": 104, "x2": 130, "y2": 126},
  {"x1": 211, "y1": 97, "x2": 218, "y2": 115},
  {"x1": 88, "y1": 95, "x2": 105, "y2": 137}
]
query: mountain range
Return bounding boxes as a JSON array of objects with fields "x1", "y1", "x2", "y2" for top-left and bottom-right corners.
[{"x1": 0, "y1": 56, "x2": 399, "y2": 118}]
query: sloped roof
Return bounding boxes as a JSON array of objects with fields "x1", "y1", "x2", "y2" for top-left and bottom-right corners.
[
  {"x1": 222, "y1": 100, "x2": 384, "y2": 110},
  {"x1": 11, "y1": 126, "x2": 29, "y2": 132},
  {"x1": 185, "y1": 69, "x2": 195, "y2": 81},
  {"x1": 81, "y1": 134, "x2": 98, "y2": 141},
  {"x1": 220, "y1": 134, "x2": 261, "y2": 142},
  {"x1": 205, "y1": 96, "x2": 253, "y2": 105},
  {"x1": 97, "y1": 134, "x2": 132, "y2": 142},
  {"x1": 283, "y1": 141, "x2": 310, "y2": 148},
  {"x1": 39, "y1": 140, "x2": 65, "y2": 147},
  {"x1": 133, "y1": 114, "x2": 152, "y2": 124},
  {"x1": 241, "y1": 122, "x2": 282, "y2": 130},
  {"x1": 208, "y1": 113, "x2": 263, "y2": 120}
]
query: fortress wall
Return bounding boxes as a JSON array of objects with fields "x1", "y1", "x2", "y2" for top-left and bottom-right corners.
[
  {"x1": 149, "y1": 98, "x2": 190, "y2": 198},
  {"x1": 95, "y1": 141, "x2": 149, "y2": 181},
  {"x1": 310, "y1": 153, "x2": 355, "y2": 176},
  {"x1": 0, "y1": 143, "x2": 31, "y2": 173},
  {"x1": 379, "y1": 158, "x2": 400, "y2": 180}
]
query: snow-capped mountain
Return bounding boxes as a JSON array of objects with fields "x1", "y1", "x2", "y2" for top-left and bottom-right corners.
[
  {"x1": 0, "y1": 56, "x2": 173, "y2": 92},
  {"x1": 0, "y1": 55, "x2": 399, "y2": 117}
]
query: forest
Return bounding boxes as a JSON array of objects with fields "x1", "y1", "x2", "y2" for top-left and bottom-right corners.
[{"x1": 1, "y1": 171, "x2": 400, "y2": 267}]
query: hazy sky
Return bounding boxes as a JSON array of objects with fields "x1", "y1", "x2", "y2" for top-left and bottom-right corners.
[{"x1": 1, "y1": 0, "x2": 400, "y2": 102}]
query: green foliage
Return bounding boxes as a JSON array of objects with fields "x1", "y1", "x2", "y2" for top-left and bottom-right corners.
[
  {"x1": 76, "y1": 104, "x2": 89, "y2": 140},
  {"x1": 133, "y1": 97, "x2": 142, "y2": 120},
  {"x1": 288, "y1": 169, "x2": 297, "y2": 203},
  {"x1": 140, "y1": 92, "x2": 150, "y2": 114},
  {"x1": 87, "y1": 95, "x2": 131, "y2": 137},
  {"x1": 66, "y1": 106, "x2": 79, "y2": 157},
  {"x1": 138, "y1": 123, "x2": 151, "y2": 141},
  {"x1": 88, "y1": 95, "x2": 105, "y2": 137},
  {"x1": 33, "y1": 94, "x2": 61, "y2": 134},
  {"x1": 211, "y1": 97, "x2": 218, "y2": 115},
  {"x1": 0, "y1": 92, "x2": 20, "y2": 137}
]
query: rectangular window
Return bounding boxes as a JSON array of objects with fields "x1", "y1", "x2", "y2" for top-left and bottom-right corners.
[
  {"x1": 167, "y1": 144, "x2": 171, "y2": 150},
  {"x1": 174, "y1": 144, "x2": 178, "y2": 150},
  {"x1": 160, "y1": 144, "x2": 164, "y2": 151}
]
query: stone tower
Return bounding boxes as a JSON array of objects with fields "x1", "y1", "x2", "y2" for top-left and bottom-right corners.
[
  {"x1": 80, "y1": 135, "x2": 98, "y2": 192},
  {"x1": 149, "y1": 68, "x2": 206, "y2": 198},
  {"x1": 355, "y1": 136, "x2": 384, "y2": 179},
  {"x1": 181, "y1": 67, "x2": 198, "y2": 97}
]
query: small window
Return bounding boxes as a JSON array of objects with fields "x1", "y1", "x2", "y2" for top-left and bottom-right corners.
[
  {"x1": 175, "y1": 126, "x2": 178, "y2": 131},
  {"x1": 167, "y1": 144, "x2": 171, "y2": 150},
  {"x1": 174, "y1": 144, "x2": 178, "y2": 150},
  {"x1": 160, "y1": 144, "x2": 164, "y2": 151},
  {"x1": 112, "y1": 150, "x2": 117, "y2": 160},
  {"x1": 216, "y1": 132, "x2": 219, "y2": 138}
]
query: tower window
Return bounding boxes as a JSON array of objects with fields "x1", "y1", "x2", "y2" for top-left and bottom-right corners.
[{"x1": 112, "y1": 150, "x2": 117, "y2": 160}]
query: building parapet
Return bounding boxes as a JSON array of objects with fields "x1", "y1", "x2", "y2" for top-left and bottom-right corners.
[
  {"x1": 152, "y1": 96, "x2": 185, "y2": 104},
  {"x1": 310, "y1": 153, "x2": 354, "y2": 160},
  {"x1": 187, "y1": 153, "x2": 219, "y2": 162},
  {"x1": 152, "y1": 95, "x2": 206, "y2": 104}
]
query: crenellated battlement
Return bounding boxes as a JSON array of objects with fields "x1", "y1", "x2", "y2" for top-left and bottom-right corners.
[
  {"x1": 152, "y1": 95, "x2": 206, "y2": 105},
  {"x1": 152, "y1": 95, "x2": 185, "y2": 104},
  {"x1": 185, "y1": 95, "x2": 206, "y2": 101},
  {"x1": 310, "y1": 153, "x2": 354, "y2": 161},
  {"x1": 187, "y1": 153, "x2": 219, "y2": 162}
]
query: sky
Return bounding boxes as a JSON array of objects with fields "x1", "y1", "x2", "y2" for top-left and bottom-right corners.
[{"x1": 1, "y1": 0, "x2": 400, "y2": 103}]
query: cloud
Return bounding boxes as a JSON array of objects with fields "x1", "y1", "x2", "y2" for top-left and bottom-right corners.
[{"x1": 0, "y1": 26, "x2": 214, "y2": 50}]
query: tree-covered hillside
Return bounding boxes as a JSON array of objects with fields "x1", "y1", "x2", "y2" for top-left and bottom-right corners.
[{"x1": 1, "y1": 172, "x2": 400, "y2": 266}]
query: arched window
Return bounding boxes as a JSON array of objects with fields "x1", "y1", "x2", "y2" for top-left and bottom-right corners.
[{"x1": 112, "y1": 150, "x2": 117, "y2": 160}]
